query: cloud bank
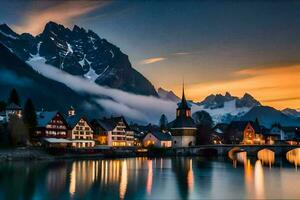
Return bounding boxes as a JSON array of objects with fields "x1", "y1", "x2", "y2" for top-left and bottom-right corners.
[{"x1": 27, "y1": 56, "x2": 181, "y2": 124}]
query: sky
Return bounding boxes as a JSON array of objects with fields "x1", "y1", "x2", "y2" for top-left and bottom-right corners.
[{"x1": 0, "y1": 0, "x2": 300, "y2": 110}]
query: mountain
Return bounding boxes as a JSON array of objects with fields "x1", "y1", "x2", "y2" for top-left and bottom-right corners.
[
  {"x1": 0, "y1": 42, "x2": 103, "y2": 117},
  {"x1": 157, "y1": 87, "x2": 181, "y2": 102},
  {"x1": 197, "y1": 92, "x2": 261, "y2": 109},
  {"x1": 0, "y1": 22, "x2": 157, "y2": 96},
  {"x1": 282, "y1": 108, "x2": 300, "y2": 119},
  {"x1": 240, "y1": 106, "x2": 300, "y2": 128}
]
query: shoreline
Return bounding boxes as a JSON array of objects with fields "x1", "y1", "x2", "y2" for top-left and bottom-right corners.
[{"x1": 0, "y1": 145, "x2": 298, "y2": 162}]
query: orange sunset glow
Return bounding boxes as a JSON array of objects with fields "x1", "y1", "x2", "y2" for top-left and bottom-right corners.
[{"x1": 172, "y1": 65, "x2": 300, "y2": 110}]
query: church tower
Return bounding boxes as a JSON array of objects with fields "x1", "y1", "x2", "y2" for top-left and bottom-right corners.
[
  {"x1": 176, "y1": 84, "x2": 191, "y2": 118},
  {"x1": 169, "y1": 83, "x2": 197, "y2": 147}
]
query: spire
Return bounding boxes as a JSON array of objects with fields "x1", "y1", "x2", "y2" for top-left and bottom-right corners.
[
  {"x1": 178, "y1": 80, "x2": 189, "y2": 109},
  {"x1": 182, "y1": 80, "x2": 187, "y2": 103}
]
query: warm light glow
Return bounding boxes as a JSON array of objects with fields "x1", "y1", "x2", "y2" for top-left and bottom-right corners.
[
  {"x1": 286, "y1": 148, "x2": 300, "y2": 167},
  {"x1": 173, "y1": 65, "x2": 300, "y2": 109},
  {"x1": 119, "y1": 160, "x2": 128, "y2": 199},
  {"x1": 12, "y1": 2, "x2": 108, "y2": 35},
  {"x1": 254, "y1": 160, "x2": 265, "y2": 199},
  {"x1": 187, "y1": 159, "x2": 194, "y2": 192},
  {"x1": 146, "y1": 160, "x2": 153, "y2": 195},
  {"x1": 258, "y1": 149, "x2": 275, "y2": 167}
]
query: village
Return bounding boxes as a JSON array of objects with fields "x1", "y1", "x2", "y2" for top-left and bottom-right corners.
[{"x1": 0, "y1": 87, "x2": 300, "y2": 158}]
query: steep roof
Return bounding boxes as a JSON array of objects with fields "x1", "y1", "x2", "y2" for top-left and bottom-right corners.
[
  {"x1": 36, "y1": 111, "x2": 58, "y2": 127},
  {"x1": 169, "y1": 115, "x2": 196, "y2": 129},
  {"x1": 149, "y1": 131, "x2": 172, "y2": 141},
  {"x1": 229, "y1": 121, "x2": 261, "y2": 133},
  {"x1": 94, "y1": 116, "x2": 130, "y2": 131},
  {"x1": 65, "y1": 115, "x2": 89, "y2": 128},
  {"x1": 177, "y1": 84, "x2": 190, "y2": 110}
]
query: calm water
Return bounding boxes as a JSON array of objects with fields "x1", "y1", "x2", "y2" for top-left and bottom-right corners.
[{"x1": 1, "y1": 149, "x2": 300, "y2": 200}]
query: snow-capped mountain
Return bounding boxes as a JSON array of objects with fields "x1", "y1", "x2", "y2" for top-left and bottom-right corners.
[
  {"x1": 157, "y1": 87, "x2": 181, "y2": 102},
  {"x1": 282, "y1": 108, "x2": 300, "y2": 119},
  {"x1": 0, "y1": 22, "x2": 157, "y2": 96},
  {"x1": 197, "y1": 92, "x2": 261, "y2": 109}
]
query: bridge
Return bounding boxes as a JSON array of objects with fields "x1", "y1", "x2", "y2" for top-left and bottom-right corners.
[{"x1": 172, "y1": 144, "x2": 300, "y2": 157}]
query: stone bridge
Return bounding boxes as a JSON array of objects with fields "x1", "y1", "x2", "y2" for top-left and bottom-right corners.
[{"x1": 172, "y1": 144, "x2": 300, "y2": 157}]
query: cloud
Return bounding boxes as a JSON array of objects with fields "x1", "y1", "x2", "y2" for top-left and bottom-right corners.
[
  {"x1": 140, "y1": 57, "x2": 166, "y2": 65},
  {"x1": 27, "y1": 56, "x2": 179, "y2": 124},
  {"x1": 12, "y1": 1, "x2": 108, "y2": 35},
  {"x1": 174, "y1": 52, "x2": 191, "y2": 55},
  {"x1": 262, "y1": 96, "x2": 300, "y2": 103}
]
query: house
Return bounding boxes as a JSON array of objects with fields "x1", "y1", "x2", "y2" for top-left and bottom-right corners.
[
  {"x1": 65, "y1": 107, "x2": 95, "y2": 148},
  {"x1": 269, "y1": 124, "x2": 300, "y2": 143},
  {"x1": 261, "y1": 127, "x2": 279, "y2": 145},
  {"x1": 143, "y1": 130, "x2": 172, "y2": 148},
  {"x1": 269, "y1": 124, "x2": 285, "y2": 140},
  {"x1": 5, "y1": 103, "x2": 22, "y2": 122},
  {"x1": 227, "y1": 120, "x2": 264, "y2": 144},
  {"x1": 91, "y1": 116, "x2": 134, "y2": 147},
  {"x1": 168, "y1": 85, "x2": 197, "y2": 147},
  {"x1": 35, "y1": 111, "x2": 69, "y2": 147},
  {"x1": 212, "y1": 123, "x2": 229, "y2": 144}
]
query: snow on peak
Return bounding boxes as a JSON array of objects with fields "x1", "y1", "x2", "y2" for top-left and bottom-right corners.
[{"x1": 0, "y1": 30, "x2": 18, "y2": 40}]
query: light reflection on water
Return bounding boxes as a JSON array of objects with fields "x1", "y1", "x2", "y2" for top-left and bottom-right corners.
[
  {"x1": 286, "y1": 148, "x2": 300, "y2": 167},
  {"x1": 0, "y1": 153, "x2": 300, "y2": 199},
  {"x1": 258, "y1": 149, "x2": 275, "y2": 167}
]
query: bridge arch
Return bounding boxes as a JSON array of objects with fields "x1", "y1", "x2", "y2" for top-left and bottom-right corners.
[
  {"x1": 257, "y1": 148, "x2": 275, "y2": 166},
  {"x1": 286, "y1": 148, "x2": 300, "y2": 166}
]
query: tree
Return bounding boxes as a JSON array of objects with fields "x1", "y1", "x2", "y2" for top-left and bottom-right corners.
[
  {"x1": 192, "y1": 111, "x2": 214, "y2": 145},
  {"x1": 0, "y1": 101, "x2": 7, "y2": 112},
  {"x1": 23, "y1": 98, "x2": 37, "y2": 139},
  {"x1": 8, "y1": 88, "x2": 20, "y2": 106},
  {"x1": 8, "y1": 115, "x2": 28, "y2": 146},
  {"x1": 159, "y1": 114, "x2": 168, "y2": 131}
]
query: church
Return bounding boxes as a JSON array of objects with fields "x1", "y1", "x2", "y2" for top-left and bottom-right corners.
[{"x1": 169, "y1": 85, "x2": 197, "y2": 147}]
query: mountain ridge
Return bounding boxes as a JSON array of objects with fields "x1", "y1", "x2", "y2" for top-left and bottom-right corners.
[{"x1": 0, "y1": 21, "x2": 158, "y2": 96}]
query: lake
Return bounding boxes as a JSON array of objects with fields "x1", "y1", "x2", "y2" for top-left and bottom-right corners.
[{"x1": 0, "y1": 149, "x2": 300, "y2": 200}]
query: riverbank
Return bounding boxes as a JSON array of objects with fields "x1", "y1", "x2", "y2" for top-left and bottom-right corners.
[{"x1": 1, "y1": 144, "x2": 300, "y2": 161}]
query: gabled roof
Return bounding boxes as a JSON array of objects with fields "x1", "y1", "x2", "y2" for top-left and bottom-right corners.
[
  {"x1": 93, "y1": 116, "x2": 130, "y2": 131},
  {"x1": 169, "y1": 115, "x2": 196, "y2": 129},
  {"x1": 65, "y1": 115, "x2": 90, "y2": 129},
  {"x1": 148, "y1": 131, "x2": 172, "y2": 141},
  {"x1": 36, "y1": 111, "x2": 66, "y2": 128},
  {"x1": 229, "y1": 121, "x2": 261, "y2": 133}
]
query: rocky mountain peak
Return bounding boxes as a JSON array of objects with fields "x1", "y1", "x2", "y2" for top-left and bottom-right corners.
[
  {"x1": 157, "y1": 87, "x2": 181, "y2": 102},
  {"x1": 0, "y1": 21, "x2": 158, "y2": 97},
  {"x1": 198, "y1": 92, "x2": 260, "y2": 109}
]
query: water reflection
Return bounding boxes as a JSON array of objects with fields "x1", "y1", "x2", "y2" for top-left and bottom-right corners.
[
  {"x1": 119, "y1": 160, "x2": 128, "y2": 199},
  {"x1": 258, "y1": 149, "x2": 275, "y2": 167},
  {"x1": 286, "y1": 148, "x2": 300, "y2": 167},
  {"x1": 146, "y1": 160, "x2": 152, "y2": 195},
  {"x1": 187, "y1": 159, "x2": 194, "y2": 192},
  {"x1": 254, "y1": 160, "x2": 265, "y2": 199},
  {"x1": 0, "y1": 157, "x2": 300, "y2": 199}
]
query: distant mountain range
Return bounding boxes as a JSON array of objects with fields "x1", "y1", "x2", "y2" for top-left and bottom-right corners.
[
  {"x1": 158, "y1": 88, "x2": 300, "y2": 127},
  {"x1": 0, "y1": 22, "x2": 157, "y2": 96}
]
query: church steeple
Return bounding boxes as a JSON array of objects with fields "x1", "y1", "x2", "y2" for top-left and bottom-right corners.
[{"x1": 176, "y1": 82, "x2": 191, "y2": 117}]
